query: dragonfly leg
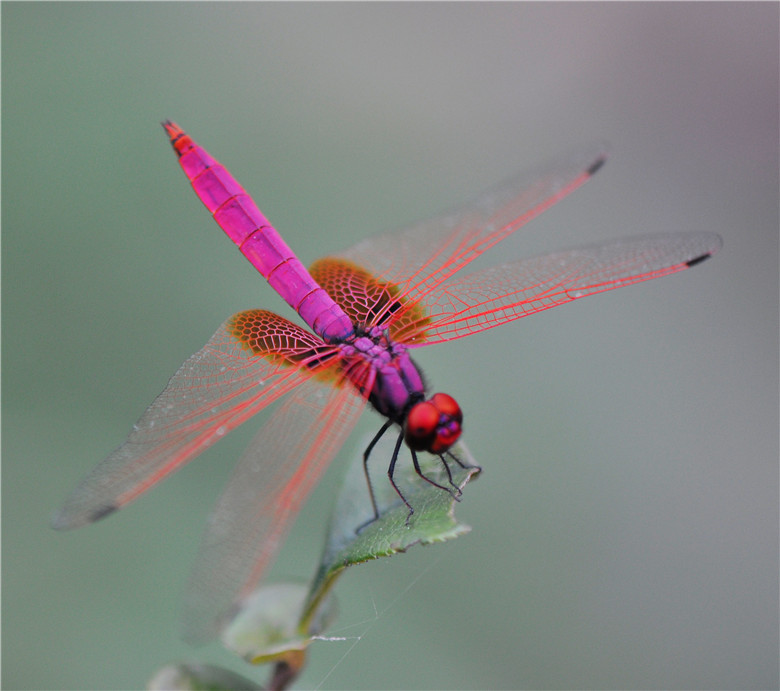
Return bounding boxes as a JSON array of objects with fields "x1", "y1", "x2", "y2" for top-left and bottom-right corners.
[
  {"x1": 436, "y1": 453, "x2": 463, "y2": 496},
  {"x1": 357, "y1": 426, "x2": 411, "y2": 533},
  {"x1": 358, "y1": 420, "x2": 394, "y2": 531},
  {"x1": 411, "y1": 450, "x2": 463, "y2": 503},
  {"x1": 388, "y1": 433, "x2": 415, "y2": 525},
  {"x1": 359, "y1": 428, "x2": 476, "y2": 532},
  {"x1": 445, "y1": 449, "x2": 482, "y2": 473}
]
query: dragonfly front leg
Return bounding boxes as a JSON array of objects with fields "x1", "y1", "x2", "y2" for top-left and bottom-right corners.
[
  {"x1": 409, "y1": 449, "x2": 463, "y2": 502},
  {"x1": 444, "y1": 449, "x2": 481, "y2": 473}
]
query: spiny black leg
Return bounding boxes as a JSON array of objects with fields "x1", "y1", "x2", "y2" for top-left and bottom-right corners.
[
  {"x1": 387, "y1": 432, "x2": 414, "y2": 524},
  {"x1": 445, "y1": 449, "x2": 482, "y2": 473},
  {"x1": 410, "y1": 449, "x2": 462, "y2": 503},
  {"x1": 359, "y1": 420, "x2": 394, "y2": 530},
  {"x1": 436, "y1": 453, "x2": 462, "y2": 496}
]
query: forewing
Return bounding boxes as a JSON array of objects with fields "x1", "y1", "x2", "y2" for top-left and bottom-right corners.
[
  {"x1": 333, "y1": 145, "x2": 607, "y2": 324},
  {"x1": 406, "y1": 232, "x2": 722, "y2": 345},
  {"x1": 310, "y1": 258, "x2": 430, "y2": 339},
  {"x1": 53, "y1": 311, "x2": 340, "y2": 529},
  {"x1": 181, "y1": 374, "x2": 367, "y2": 644}
]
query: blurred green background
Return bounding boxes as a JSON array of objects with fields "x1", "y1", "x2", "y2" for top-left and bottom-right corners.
[{"x1": 3, "y1": 3, "x2": 777, "y2": 689}]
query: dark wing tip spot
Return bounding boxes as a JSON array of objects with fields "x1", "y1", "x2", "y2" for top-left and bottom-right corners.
[
  {"x1": 51, "y1": 503, "x2": 119, "y2": 530},
  {"x1": 587, "y1": 155, "x2": 607, "y2": 177},
  {"x1": 90, "y1": 504, "x2": 119, "y2": 523},
  {"x1": 686, "y1": 253, "x2": 712, "y2": 268}
]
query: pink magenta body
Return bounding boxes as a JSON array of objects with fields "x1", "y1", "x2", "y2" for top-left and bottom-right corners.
[
  {"x1": 168, "y1": 124, "x2": 354, "y2": 343},
  {"x1": 163, "y1": 123, "x2": 445, "y2": 432},
  {"x1": 340, "y1": 326, "x2": 427, "y2": 422}
]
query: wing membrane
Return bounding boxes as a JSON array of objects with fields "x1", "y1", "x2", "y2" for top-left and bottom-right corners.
[
  {"x1": 52, "y1": 312, "x2": 341, "y2": 529},
  {"x1": 310, "y1": 258, "x2": 431, "y2": 340},
  {"x1": 181, "y1": 374, "x2": 366, "y2": 644},
  {"x1": 334, "y1": 145, "x2": 606, "y2": 325},
  {"x1": 404, "y1": 232, "x2": 722, "y2": 344}
]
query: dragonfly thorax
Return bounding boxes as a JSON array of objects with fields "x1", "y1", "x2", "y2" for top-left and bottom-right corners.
[
  {"x1": 339, "y1": 327, "x2": 463, "y2": 454},
  {"x1": 341, "y1": 326, "x2": 423, "y2": 420}
]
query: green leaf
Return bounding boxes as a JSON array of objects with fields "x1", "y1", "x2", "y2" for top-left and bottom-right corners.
[
  {"x1": 220, "y1": 434, "x2": 480, "y2": 677},
  {"x1": 299, "y1": 435, "x2": 480, "y2": 630}
]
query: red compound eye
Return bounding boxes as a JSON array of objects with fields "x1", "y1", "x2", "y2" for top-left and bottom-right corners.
[
  {"x1": 404, "y1": 393, "x2": 463, "y2": 453},
  {"x1": 430, "y1": 393, "x2": 462, "y2": 423},
  {"x1": 404, "y1": 401, "x2": 439, "y2": 451}
]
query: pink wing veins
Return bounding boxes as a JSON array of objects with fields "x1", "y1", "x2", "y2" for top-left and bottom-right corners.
[
  {"x1": 336, "y1": 146, "x2": 607, "y2": 331},
  {"x1": 52, "y1": 312, "x2": 342, "y2": 530}
]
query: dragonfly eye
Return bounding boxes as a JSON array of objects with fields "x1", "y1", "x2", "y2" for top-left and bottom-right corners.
[{"x1": 404, "y1": 393, "x2": 463, "y2": 453}]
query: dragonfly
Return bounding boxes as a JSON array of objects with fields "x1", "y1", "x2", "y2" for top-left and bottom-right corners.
[{"x1": 53, "y1": 122, "x2": 721, "y2": 643}]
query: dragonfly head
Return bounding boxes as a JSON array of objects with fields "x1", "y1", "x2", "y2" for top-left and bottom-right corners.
[{"x1": 403, "y1": 393, "x2": 462, "y2": 454}]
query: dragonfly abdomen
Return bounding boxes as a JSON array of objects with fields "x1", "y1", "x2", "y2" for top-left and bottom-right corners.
[{"x1": 163, "y1": 121, "x2": 354, "y2": 343}]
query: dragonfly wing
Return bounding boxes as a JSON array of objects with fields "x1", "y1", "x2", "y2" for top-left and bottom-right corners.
[
  {"x1": 410, "y1": 232, "x2": 722, "y2": 345},
  {"x1": 181, "y1": 374, "x2": 366, "y2": 644},
  {"x1": 53, "y1": 311, "x2": 340, "y2": 530},
  {"x1": 334, "y1": 145, "x2": 607, "y2": 312},
  {"x1": 309, "y1": 258, "x2": 431, "y2": 341}
]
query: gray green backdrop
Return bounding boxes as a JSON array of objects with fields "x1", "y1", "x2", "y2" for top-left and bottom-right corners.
[{"x1": 3, "y1": 3, "x2": 778, "y2": 689}]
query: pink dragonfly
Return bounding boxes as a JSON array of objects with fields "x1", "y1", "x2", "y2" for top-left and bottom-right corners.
[{"x1": 54, "y1": 122, "x2": 720, "y2": 643}]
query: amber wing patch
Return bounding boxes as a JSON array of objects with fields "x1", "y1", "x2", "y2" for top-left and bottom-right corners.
[
  {"x1": 228, "y1": 309, "x2": 340, "y2": 381},
  {"x1": 310, "y1": 258, "x2": 430, "y2": 341}
]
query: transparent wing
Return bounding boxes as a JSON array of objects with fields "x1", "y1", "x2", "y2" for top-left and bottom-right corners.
[
  {"x1": 333, "y1": 145, "x2": 607, "y2": 324},
  {"x1": 181, "y1": 374, "x2": 367, "y2": 644},
  {"x1": 52, "y1": 311, "x2": 341, "y2": 529},
  {"x1": 400, "y1": 232, "x2": 722, "y2": 345}
]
